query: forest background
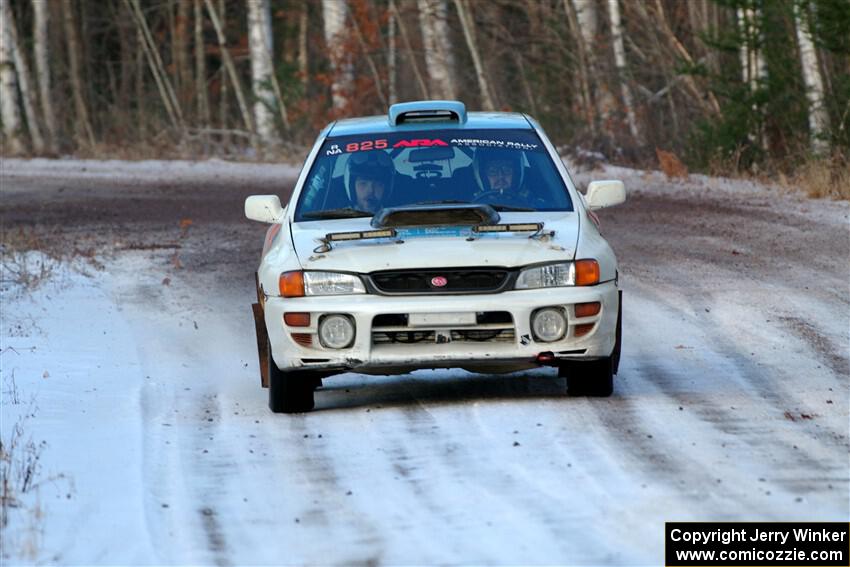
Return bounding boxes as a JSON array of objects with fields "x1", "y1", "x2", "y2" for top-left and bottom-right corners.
[{"x1": 0, "y1": 0, "x2": 848, "y2": 197}]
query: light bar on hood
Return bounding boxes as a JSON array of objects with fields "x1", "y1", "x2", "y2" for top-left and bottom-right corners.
[
  {"x1": 473, "y1": 223, "x2": 543, "y2": 233},
  {"x1": 326, "y1": 228, "x2": 397, "y2": 242}
]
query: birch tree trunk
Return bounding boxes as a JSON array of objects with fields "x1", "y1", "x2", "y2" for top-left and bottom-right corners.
[
  {"x1": 62, "y1": 0, "x2": 95, "y2": 148},
  {"x1": 4, "y1": 0, "x2": 45, "y2": 153},
  {"x1": 453, "y1": 0, "x2": 495, "y2": 110},
  {"x1": 0, "y1": 0, "x2": 24, "y2": 154},
  {"x1": 418, "y1": 0, "x2": 456, "y2": 100},
  {"x1": 204, "y1": 0, "x2": 259, "y2": 150},
  {"x1": 248, "y1": 0, "x2": 282, "y2": 148},
  {"x1": 794, "y1": 0, "x2": 830, "y2": 154},
  {"x1": 322, "y1": 0, "x2": 353, "y2": 113},
  {"x1": 736, "y1": 6, "x2": 767, "y2": 92},
  {"x1": 563, "y1": 0, "x2": 595, "y2": 132},
  {"x1": 607, "y1": 0, "x2": 639, "y2": 139},
  {"x1": 736, "y1": 4, "x2": 768, "y2": 150},
  {"x1": 32, "y1": 0, "x2": 57, "y2": 152}
]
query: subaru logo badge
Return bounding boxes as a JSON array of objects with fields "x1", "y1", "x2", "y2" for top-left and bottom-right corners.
[{"x1": 430, "y1": 276, "x2": 448, "y2": 287}]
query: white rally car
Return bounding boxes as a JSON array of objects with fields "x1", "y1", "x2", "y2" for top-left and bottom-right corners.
[{"x1": 246, "y1": 101, "x2": 626, "y2": 413}]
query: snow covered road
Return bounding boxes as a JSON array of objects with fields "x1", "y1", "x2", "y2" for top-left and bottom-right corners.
[{"x1": 1, "y1": 159, "x2": 848, "y2": 564}]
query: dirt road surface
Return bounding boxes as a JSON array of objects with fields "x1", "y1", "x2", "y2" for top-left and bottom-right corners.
[{"x1": 1, "y1": 159, "x2": 848, "y2": 564}]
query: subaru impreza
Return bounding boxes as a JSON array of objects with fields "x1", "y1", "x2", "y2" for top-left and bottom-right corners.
[{"x1": 246, "y1": 100, "x2": 626, "y2": 412}]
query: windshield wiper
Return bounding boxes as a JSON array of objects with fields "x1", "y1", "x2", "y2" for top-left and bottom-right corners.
[
  {"x1": 489, "y1": 204, "x2": 536, "y2": 212},
  {"x1": 302, "y1": 207, "x2": 373, "y2": 219}
]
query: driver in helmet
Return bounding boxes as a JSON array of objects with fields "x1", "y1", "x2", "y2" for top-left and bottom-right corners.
[
  {"x1": 346, "y1": 151, "x2": 395, "y2": 213},
  {"x1": 472, "y1": 149, "x2": 528, "y2": 204}
]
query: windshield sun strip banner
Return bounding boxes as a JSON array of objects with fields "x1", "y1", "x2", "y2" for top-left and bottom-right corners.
[{"x1": 323, "y1": 129, "x2": 545, "y2": 157}]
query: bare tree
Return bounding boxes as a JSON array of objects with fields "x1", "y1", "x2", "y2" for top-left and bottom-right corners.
[
  {"x1": 794, "y1": 0, "x2": 830, "y2": 154},
  {"x1": 388, "y1": 0, "x2": 398, "y2": 104},
  {"x1": 248, "y1": 0, "x2": 282, "y2": 148},
  {"x1": 194, "y1": 0, "x2": 210, "y2": 128},
  {"x1": 0, "y1": 0, "x2": 24, "y2": 154},
  {"x1": 3, "y1": 0, "x2": 44, "y2": 153},
  {"x1": 32, "y1": 0, "x2": 57, "y2": 152},
  {"x1": 646, "y1": 0, "x2": 721, "y2": 116},
  {"x1": 607, "y1": 0, "x2": 639, "y2": 138},
  {"x1": 174, "y1": 0, "x2": 191, "y2": 107},
  {"x1": 453, "y1": 0, "x2": 495, "y2": 110},
  {"x1": 418, "y1": 0, "x2": 456, "y2": 100},
  {"x1": 322, "y1": 0, "x2": 353, "y2": 113},
  {"x1": 350, "y1": 7, "x2": 387, "y2": 107},
  {"x1": 125, "y1": 0, "x2": 184, "y2": 135},
  {"x1": 61, "y1": 0, "x2": 95, "y2": 148},
  {"x1": 390, "y1": 0, "x2": 429, "y2": 99},
  {"x1": 298, "y1": 2, "x2": 309, "y2": 92},
  {"x1": 205, "y1": 0, "x2": 258, "y2": 150}
]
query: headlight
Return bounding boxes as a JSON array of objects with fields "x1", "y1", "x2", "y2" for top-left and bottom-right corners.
[
  {"x1": 279, "y1": 271, "x2": 366, "y2": 297},
  {"x1": 515, "y1": 260, "x2": 599, "y2": 289},
  {"x1": 516, "y1": 263, "x2": 574, "y2": 289},
  {"x1": 304, "y1": 271, "x2": 366, "y2": 295}
]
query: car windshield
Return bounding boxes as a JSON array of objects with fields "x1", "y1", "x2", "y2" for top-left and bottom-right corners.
[{"x1": 294, "y1": 129, "x2": 573, "y2": 221}]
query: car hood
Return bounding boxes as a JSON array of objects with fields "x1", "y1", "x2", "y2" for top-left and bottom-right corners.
[{"x1": 291, "y1": 212, "x2": 580, "y2": 272}]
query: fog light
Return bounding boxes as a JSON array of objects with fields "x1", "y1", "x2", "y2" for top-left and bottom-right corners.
[
  {"x1": 531, "y1": 308, "x2": 567, "y2": 342},
  {"x1": 318, "y1": 314, "x2": 355, "y2": 349}
]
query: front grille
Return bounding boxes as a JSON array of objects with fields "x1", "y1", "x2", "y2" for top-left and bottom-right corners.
[
  {"x1": 369, "y1": 268, "x2": 512, "y2": 294},
  {"x1": 371, "y1": 312, "x2": 515, "y2": 346},
  {"x1": 451, "y1": 329, "x2": 515, "y2": 343}
]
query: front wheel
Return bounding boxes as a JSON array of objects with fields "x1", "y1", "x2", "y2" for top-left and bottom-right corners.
[{"x1": 268, "y1": 340, "x2": 315, "y2": 413}]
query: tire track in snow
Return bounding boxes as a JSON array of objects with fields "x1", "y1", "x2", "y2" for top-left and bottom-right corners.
[{"x1": 607, "y1": 283, "x2": 847, "y2": 517}]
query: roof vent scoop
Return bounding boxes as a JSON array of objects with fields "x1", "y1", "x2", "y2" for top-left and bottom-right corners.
[{"x1": 388, "y1": 100, "x2": 467, "y2": 126}]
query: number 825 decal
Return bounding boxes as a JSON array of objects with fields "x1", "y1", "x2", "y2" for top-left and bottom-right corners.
[{"x1": 346, "y1": 139, "x2": 388, "y2": 152}]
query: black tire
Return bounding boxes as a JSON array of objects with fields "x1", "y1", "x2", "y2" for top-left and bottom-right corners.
[
  {"x1": 268, "y1": 340, "x2": 315, "y2": 413},
  {"x1": 561, "y1": 357, "x2": 614, "y2": 397}
]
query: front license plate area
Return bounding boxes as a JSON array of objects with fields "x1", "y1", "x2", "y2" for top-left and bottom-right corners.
[{"x1": 409, "y1": 312, "x2": 476, "y2": 327}]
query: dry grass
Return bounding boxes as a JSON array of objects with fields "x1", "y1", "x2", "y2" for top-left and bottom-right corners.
[
  {"x1": 1, "y1": 227, "x2": 104, "y2": 296},
  {"x1": 706, "y1": 150, "x2": 850, "y2": 201},
  {"x1": 786, "y1": 156, "x2": 850, "y2": 200}
]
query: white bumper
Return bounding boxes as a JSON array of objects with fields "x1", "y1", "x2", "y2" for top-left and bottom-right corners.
[{"x1": 264, "y1": 282, "x2": 619, "y2": 374}]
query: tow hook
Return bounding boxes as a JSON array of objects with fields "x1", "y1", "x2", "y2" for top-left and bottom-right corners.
[{"x1": 535, "y1": 352, "x2": 556, "y2": 365}]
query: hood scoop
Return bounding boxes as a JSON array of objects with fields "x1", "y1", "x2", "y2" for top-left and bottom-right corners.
[{"x1": 371, "y1": 204, "x2": 500, "y2": 228}]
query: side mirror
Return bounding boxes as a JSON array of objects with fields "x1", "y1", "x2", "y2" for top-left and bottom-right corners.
[
  {"x1": 585, "y1": 180, "x2": 626, "y2": 210},
  {"x1": 245, "y1": 195, "x2": 284, "y2": 223}
]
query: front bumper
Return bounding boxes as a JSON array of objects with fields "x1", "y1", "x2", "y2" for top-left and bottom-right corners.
[{"x1": 264, "y1": 281, "x2": 619, "y2": 374}]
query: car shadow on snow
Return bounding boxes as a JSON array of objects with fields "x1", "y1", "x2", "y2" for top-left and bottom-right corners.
[{"x1": 307, "y1": 368, "x2": 583, "y2": 412}]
